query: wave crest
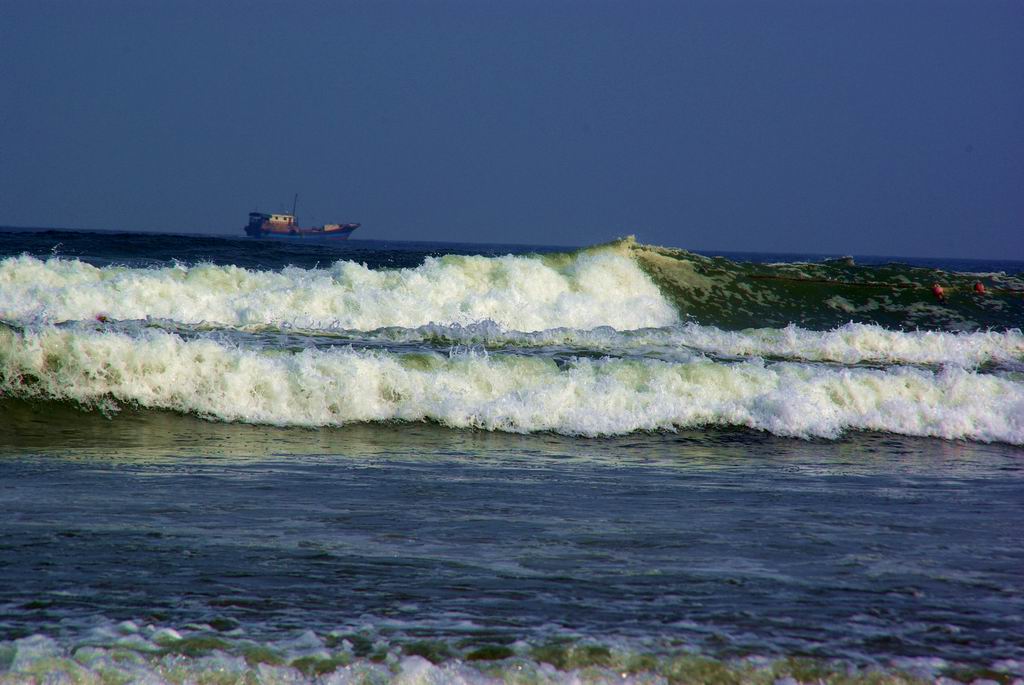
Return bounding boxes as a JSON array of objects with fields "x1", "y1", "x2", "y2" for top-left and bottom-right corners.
[
  {"x1": 629, "y1": 238, "x2": 1024, "y2": 331},
  {"x1": 2, "y1": 326, "x2": 1021, "y2": 444},
  {"x1": 0, "y1": 244, "x2": 676, "y2": 332}
]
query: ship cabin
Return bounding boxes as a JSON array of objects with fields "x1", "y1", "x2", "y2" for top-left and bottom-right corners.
[{"x1": 247, "y1": 212, "x2": 296, "y2": 228}]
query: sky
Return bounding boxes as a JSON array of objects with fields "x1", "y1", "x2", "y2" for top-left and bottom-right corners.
[{"x1": 1, "y1": 0, "x2": 1022, "y2": 259}]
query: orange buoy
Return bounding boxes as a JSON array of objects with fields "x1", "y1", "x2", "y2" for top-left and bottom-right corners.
[
  {"x1": 974, "y1": 281, "x2": 986, "y2": 295},
  {"x1": 931, "y1": 283, "x2": 946, "y2": 303}
]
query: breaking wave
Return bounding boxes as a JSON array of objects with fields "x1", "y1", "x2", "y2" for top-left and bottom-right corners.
[
  {"x1": 0, "y1": 242, "x2": 677, "y2": 332},
  {"x1": 2, "y1": 326, "x2": 1022, "y2": 443},
  {"x1": 630, "y1": 240, "x2": 1024, "y2": 331},
  {"x1": 2, "y1": 237, "x2": 1021, "y2": 333}
]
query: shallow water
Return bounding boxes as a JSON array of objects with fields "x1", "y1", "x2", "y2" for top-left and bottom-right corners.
[{"x1": 2, "y1": 402, "x2": 1023, "y2": 674}]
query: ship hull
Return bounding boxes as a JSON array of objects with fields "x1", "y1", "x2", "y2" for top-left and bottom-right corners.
[{"x1": 245, "y1": 224, "x2": 359, "y2": 240}]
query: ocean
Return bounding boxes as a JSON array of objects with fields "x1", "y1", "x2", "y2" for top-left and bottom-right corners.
[{"x1": 0, "y1": 228, "x2": 1022, "y2": 684}]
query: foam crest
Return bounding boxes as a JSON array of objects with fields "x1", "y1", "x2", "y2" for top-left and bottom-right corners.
[
  {"x1": 2, "y1": 327, "x2": 1021, "y2": 443},
  {"x1": 0, "y1": 247, "x2": 677, "y2": 331},
  {"x1": 670, "y1": 322, "x2": 1024, "y2": 367}
]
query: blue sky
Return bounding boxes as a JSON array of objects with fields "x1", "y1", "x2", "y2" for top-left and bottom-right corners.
[{"x1": 1, "y1": 0, "x2": 1022, "y2": 258}]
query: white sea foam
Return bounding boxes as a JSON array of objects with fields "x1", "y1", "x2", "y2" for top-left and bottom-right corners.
[
  {"x1": 669, "y1": 322, "x2": 1024, "y2": 367},
  {"x1": 0, "y1": 248, "x2": 677, "y2": 331},
  {"x1": 2, "y1": 327, "x2": 1021, "y2": 443},
  {"x1": 394, "y1": 321, "x2": 1024, "y2": 368},
  {"x1": 1, "y1": 628, "x2": 1017, "y2": 685}
]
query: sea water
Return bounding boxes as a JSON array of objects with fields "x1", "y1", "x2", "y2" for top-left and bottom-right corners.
[{"x1": 0, "y1": 229, "x2": 1022, "y2": 684}]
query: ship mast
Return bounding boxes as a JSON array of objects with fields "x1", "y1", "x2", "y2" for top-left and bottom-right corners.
[{"x1": 291, "y1": 193, "x2": 298, "y2": 219}]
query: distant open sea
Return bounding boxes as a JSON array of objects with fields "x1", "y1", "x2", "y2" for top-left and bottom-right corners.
[{"x1": 1, "y1": 228, "x2": 1022, "y2": 684}]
